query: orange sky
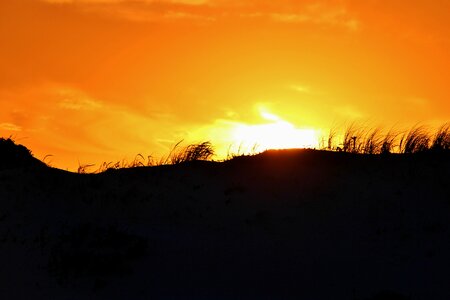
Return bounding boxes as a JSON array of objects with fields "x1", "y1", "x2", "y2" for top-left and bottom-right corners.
[{"x1": 1, "y1": 0, "x2": 449, "y2": 170}]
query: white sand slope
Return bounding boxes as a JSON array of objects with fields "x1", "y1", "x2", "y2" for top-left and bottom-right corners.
[{"x1": 0, "y1": 148, "x2": 449, "y2": 299}]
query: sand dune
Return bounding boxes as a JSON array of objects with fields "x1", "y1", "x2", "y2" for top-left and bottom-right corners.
[{"x1": 1, "y1": 142, "x2": 449, "y2": 299}]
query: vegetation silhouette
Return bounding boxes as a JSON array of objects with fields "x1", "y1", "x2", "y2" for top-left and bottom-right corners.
[
  {"x1": 91, "y1": 122, "x2": 449, "y2": 173},
  {"x1": 325, "y1": 122, "x2": 450, "y2": 155},
  {"x1": 1, "y1": 122, "x2": 449, "y2": 173},
  {"x1": 0, "y1": 129, "x2": 450, "y2": 300},
  {"x1": 0, "y1": 123, "x2": 449, "y2": 299},
  {"x1": 0, "y1": 137, "x2": 46, "y2": 170}
]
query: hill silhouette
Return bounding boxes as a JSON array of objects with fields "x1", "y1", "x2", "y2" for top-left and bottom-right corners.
[
  {"x1": 0, "y1": 141, "x2": 449, "y2": 299},
  {"x1": 0, "y1": 138, "x2": 47, "y2": 171}
]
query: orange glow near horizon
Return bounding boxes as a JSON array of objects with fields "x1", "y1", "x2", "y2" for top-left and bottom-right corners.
[
  {"x1": 1, "y1": 0, "x2": 450, "y2": 170},
  {"x1": 230, "y1": 108, "x2": 320, "y2": 153}
]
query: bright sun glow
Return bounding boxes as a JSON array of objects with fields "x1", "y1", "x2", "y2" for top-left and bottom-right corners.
[{"x1": 231, "y1": 110, "x2": 320, "y2": 153}]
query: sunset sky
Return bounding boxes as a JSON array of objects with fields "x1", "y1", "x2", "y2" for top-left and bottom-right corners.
[{"x1": 1, "y1": 0, "x2": 449, "y2": 170}]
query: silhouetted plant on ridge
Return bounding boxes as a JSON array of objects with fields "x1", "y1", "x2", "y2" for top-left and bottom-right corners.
[
  {"x1": 362, "y1": 127, "x2": 383, "y2": 154},
  {"x1": 327, "y1": 126, "x2": 338, "y2": 151},
  {"x1": 399, "y1": 125, "x2": 431, "y2": 154},
  {"x1": 322, "y1": 122, "x2": 450, "y2": 155},
  {"x1": 3, "y1": 120, "x2": 450, "y2": 175},
  {"x1": 169, "y1": 141, "x2": 214, "y2": 164},
  {"x1": 0, "y1": 136, "x2": 46, "y2": 170},
  {"x1": 225, "y1": 142, "x2": 260, "y2": 160},
  {"x1": 77, "y1": 162, "x2": 95, "y2": 174},
  {"x1": 381, "y1": 128, "x2": 401, "y2": 154},
  {"x1": 343, "y1": 122, "x2": 366, "y2": 153},
  {"x1": 430, "y1": 122, "x2": 450, "y2": 152}
]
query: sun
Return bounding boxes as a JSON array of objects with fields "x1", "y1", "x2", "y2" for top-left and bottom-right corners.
[{"x1": 231, "y1": 109, "x2": 319, "y2": 153}]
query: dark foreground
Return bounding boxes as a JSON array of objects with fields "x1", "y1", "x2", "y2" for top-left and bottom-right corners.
[{"x1": 1, "y1": 149, "x2": 449, "y2": 299}]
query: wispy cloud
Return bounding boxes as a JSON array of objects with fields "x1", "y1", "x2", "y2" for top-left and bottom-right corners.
[
  {"x1": 268, "y1": 3, "x2": 359, "y2": 31},
  {"x1": 38, "y1": 0, "x2": 360, "y2": 30},
  {"x1": 0, "y1": 123, "x2": 22, "y2": 131},
  {"x1": 289, "y1": 84, "x2": 327, "y2": 96},
  {"x1": 43, "y1": 0, "x2": 211, "y2": 4},
  {"x1": 56, "y1": 88, "x2": 103, "y2": 110},
  {"x1": 335, "y1": 105, "x2": 365, "y2": 119},
  {"x1": 59, "y1": 98, "x2": 103, "y2": 110},
  {"x1": 290, "y1": 85, "x2": 311, "y2": 94},
  {"x1": 39, "y1": 0, "x2": 216, "y2": 23}
]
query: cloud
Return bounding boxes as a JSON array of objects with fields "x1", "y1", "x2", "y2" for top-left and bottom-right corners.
[
  {"x1": 290, "y1": 85, "x2": 311, "y2": 94},
  {"x1": 38, "y1": 0, "x2": 360, "y2": 30},
  {"x1": 42, "y1": 0, "x2": 211, "y2": 4},
  {"x1": 268, "y1": 3, "x2": 359, "y2": 31},
  {"x1": 59, "y1": 98, "x2": 103, "y2": 110},
  {"x1": 98, "y1": 7, "x2": 215, "y2": 22},
  {"x1": 38, "y1": 0, "x2": 216, "y2": 23},
  {"x1": 335, "y1": 105, "x2": 365, "y2": 119},
  {"x1": 55, "y1": 88, "x2": 103, "y2": 110},
  {"x1": 0, "y1": 123, "x2": 22, "y2": 131},
  {"x1": 289, "y1": 84, "x2": 328, "y2": 96}
]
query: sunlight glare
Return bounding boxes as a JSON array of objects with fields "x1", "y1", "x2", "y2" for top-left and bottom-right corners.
[{"x1": 231, "y1": 110, "x2": 319, "y2": 153}]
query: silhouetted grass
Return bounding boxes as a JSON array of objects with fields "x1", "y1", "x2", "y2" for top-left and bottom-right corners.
[
  {"x1": 341, "y1": 123, "x2": 376, "y2": 153},
  {"x1": 225, "y1": 142, "x2": 260, "y2": 160},
  {"x1": 322, "y1": 122, "x2": 450, "y2": 155},
  {"x1": 381, "y1": 128, "x2": 401, "y2": 154},
  {"x1": 342, "y1": 122, "x2": 358, "y2": 153},
  {"x1": 362, "y1": 127, "x2": 383, "y2": 154},
  {"x1": 77, "y1": 162, "x2": 95, "y2": 174},
  {"x1": 327, "y1": 126, "x2": 338, "y2": 151},
  {"x1": 3, "y1": 121, "x2": 449, "y2": 175},
  {"x1": 94, "y1": 155, "x2": 156, "y2": 173},
  {"x1": 431, "y1": 122, "x2": 450, "y2": 152},
  {"x1": 169, "y1": 141, "x2": 214, "y2": 164},
  {"x1": 399, "y1": 125, "x2": 431, "y2": 154},
  {"x1": 84, "y1": 141, "x2": 215, "y2": 173}
]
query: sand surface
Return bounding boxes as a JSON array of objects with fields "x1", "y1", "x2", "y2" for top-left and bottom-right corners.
[{"x1": 1, "y1": 149, "x2": 449, "y2": 299}]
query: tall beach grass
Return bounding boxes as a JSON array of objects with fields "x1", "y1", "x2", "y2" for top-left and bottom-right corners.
[
  {"x1": 2, "y1": 121, "x2": 449, "y2": 175},
  {"x1": 62, "y1": 121, "x2": 450, "y2": 173},
  {"x1": 325, "y1": 122, "x2": 450, "y2": 155}
]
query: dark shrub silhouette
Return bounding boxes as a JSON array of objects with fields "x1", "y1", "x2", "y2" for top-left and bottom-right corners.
[
  {"x1": 431, "y1": 122, "x2": 450, "y2": 152},
  {"x1": 0, "y1": 137, "x2": 46, "y2": 170}
]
